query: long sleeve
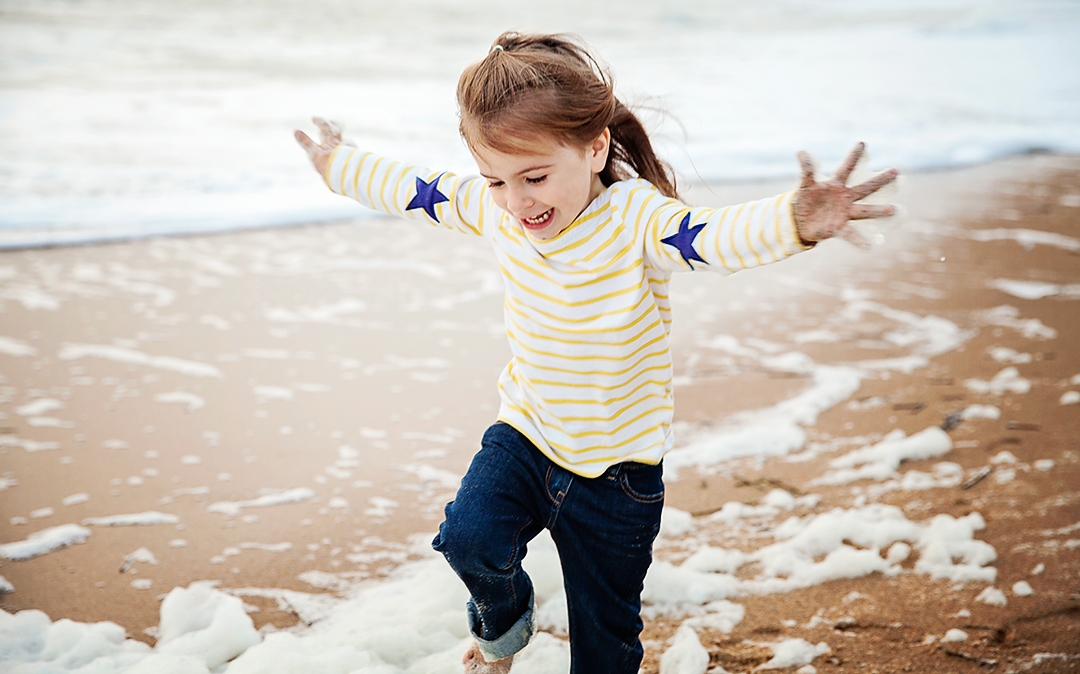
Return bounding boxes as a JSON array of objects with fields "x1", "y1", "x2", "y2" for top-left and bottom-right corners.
[
  {"x1": 623, "y1": 181, "x2": 809, "y2": 274},
  {"x1": 323, "y1": 145, "x2": 497, "y2": 238}
]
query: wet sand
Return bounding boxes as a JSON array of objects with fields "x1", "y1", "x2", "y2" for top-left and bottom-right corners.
[{"x1": 1, "y1": 153, "x2": 1079, "y2": 671}]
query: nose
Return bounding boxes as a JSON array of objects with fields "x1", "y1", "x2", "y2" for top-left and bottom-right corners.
[{"x1": 506, "y1": 185, "x2": 534, "y2": 216}]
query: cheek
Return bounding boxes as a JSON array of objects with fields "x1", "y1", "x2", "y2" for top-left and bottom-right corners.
[{"x1": 489, "y1": 191, "x2": 508, "y2": 212}]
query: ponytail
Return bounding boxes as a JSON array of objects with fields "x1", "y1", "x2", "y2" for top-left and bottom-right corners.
[
  {"x1": 458, "y1": 32, "x2": 680, "y2": 200},
  {"x1": 605, "y1": 101, "x2": 679, "y2": 200}
]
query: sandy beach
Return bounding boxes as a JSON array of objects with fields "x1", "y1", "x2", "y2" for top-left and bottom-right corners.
[{"x1": 2, "y1": 153, "x2": 1079, "y2": 672}]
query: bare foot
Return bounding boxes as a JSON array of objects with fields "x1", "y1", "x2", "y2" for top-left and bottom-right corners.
[{"x1": 462, "y1": 641, "x2": 514, "y2": 673}]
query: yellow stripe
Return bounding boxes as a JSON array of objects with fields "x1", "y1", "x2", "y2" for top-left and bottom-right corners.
[
  {"x1": 376, "y1": 160, "x2": 398, "y2": 213},
  {"x1": 509, "y1": 312, "x2": 662, "y2": 348},
  {"x1": 337, "y1": 147, "x2": 357, "y2": 195},
  {"x1": 501, "y1": 248, "x2": 641, "y2": 288},
  {"x1": 510, "y1": 329, "x2": 667, "y2": 364},
  {"x1": 543, "y1": 207, "x2": 607, "y2": 255},
  {"x1": 649, "y1": 207, "x2": 687, "y2": 269},
  {"x1": 726, "y1": 202, "x2": 749, "y2": 270},
  {"x1": 534, "y1": 402, "x2": 672, "y2": 438},
  {"x1": 364, "y1": 157, "x2": 386, "y2": 213},
  {"x1": 325, "y1": 145, "x2": 346, "y2": 188},
  {"x1": 580, "y1": 222, "x2": 624, "y2": 263},
  {"x1": 542, "y1": 376, "x2": 672, "y2": 406},
  {"x1": 742, "y1": 200, "x2": 764, "y2": 267},
  {"x1": 499, "y1": 261, "x2": 642, "y2": 309},
  {"x1": 502, "y1": 401, "x2": 669, "y2": 452},
  {"x1": 503, "y1": 291, "x2": 652, "y2": 337},
  {"x1": 504, "y1": 285, "x2": 651, "y2": 326},
  {"x1": 630, "y1": 188, "x2": 660, "y2": 241},
  {"x1": 518, "y1": 349, "x2": 669, "y2": 382},
  {"x1": 457, "y1": 179, "x2": 482, "y2": 236},
  {"x1": 351, "y1": 152, "x2": 373, "y2": 201},
  {"x1": 526, "y1": 359, "x2": 672, "y2": 387}
]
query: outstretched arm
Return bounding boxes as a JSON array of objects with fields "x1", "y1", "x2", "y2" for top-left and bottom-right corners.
[
  {"x1": 641, "y1": 142, "x2": 899, "y2": 273},
  {"x1": 294, "y1": 118, "x2": 493, "y2": 237},
  {"x1": 793, "y1": 142, "x2": 898, "y2": 248}
]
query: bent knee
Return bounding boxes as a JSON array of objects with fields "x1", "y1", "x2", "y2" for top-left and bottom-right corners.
[{"x1": 433, "y1": 512, "x2": 526, "y2": 574}]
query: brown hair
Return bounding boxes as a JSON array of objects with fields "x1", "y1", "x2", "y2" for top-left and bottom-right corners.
[{"x1": 457, "y1": 32, "x2": 680, "y2": 200}]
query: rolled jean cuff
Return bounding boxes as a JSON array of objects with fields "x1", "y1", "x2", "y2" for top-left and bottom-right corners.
[{"x1": 470, "y1": 593, "x2": 537, "y2": 662}]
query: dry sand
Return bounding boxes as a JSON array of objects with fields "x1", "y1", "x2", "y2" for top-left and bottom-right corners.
[{"x1": 1, "y1": 153, "x2": 1078, "y2": 672}]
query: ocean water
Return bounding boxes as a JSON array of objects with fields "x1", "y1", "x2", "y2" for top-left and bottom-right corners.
[{"x1": 1, "y1": 0, "x2": 1078, "y2": 248}]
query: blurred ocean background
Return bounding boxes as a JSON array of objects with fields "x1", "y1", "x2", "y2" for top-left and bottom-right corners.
[{"x1": 1, "y1": 0, "x2": 1078, "y2": 248}]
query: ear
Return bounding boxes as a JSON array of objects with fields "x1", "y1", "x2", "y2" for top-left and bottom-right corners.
[{"x1": 588, "y1": 128, "x2": 611, "y2": 174}]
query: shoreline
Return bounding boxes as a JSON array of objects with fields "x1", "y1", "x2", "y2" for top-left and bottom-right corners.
[
  {"x1": 2, "y1": 150, "x2": 1075, "y2": 254},
  {"x1": 1, "y1": 152, "x2": 1078, "y2": 672}
]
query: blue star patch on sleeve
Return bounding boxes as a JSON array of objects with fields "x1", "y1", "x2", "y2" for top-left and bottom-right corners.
[
  {"x1": 405, "y1": 174, "x2": 450, "y2": 223},
  {"x1": 661, "y1": 213, "x2": 709, "y2": 268}
]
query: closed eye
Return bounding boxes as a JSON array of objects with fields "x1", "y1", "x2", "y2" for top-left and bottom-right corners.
[
  {"x1": 487, "y1": 180, "x2": 504, "y2": 189},
  {"x1": 525, "y1": 175, "x2": 547, "y2": 185}
]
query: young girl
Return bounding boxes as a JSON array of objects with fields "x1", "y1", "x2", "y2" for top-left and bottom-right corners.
[{"x1": 296, "y1": 31, "x2": 896, "y2": 674}]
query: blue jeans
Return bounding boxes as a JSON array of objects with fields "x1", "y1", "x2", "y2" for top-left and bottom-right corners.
[{"x1": 432, "y1": 422, "x2": 664, "y2": 672}]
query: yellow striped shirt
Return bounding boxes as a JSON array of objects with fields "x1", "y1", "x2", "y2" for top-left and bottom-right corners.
[{"x1": 325, "y1": 147, "x2": 809, "y2": 478}]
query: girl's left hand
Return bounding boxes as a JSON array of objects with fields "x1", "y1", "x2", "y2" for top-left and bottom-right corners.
[
  {"x1": 294, "y1": 117, "x2": 349, "y2": 177},
  {"x1": 793, "y1": 142, "x2": 899, "y2": 248}
]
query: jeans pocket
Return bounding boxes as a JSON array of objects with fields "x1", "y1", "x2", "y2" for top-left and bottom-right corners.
[{"x1": 618, "y1": 464, "x2": 665, "y2": 504}]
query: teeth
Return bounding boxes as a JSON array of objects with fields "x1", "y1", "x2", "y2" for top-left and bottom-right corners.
[{"x1": 524, "y1": 209, "x2": 551, "y2": 225}]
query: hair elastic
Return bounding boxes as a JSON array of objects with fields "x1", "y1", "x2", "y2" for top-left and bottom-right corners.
[{"x1": 492, "y1": 44, "x2": 504, "y2": 52}]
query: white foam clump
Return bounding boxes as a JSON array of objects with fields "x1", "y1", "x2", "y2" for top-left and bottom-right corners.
[
  {"x1": 660, "y1": 507, "x2": 696, "y2": 538},
  {"x1": 964, "y1": 367, "x2": 1031, "y2": 396},
  {"x1": 975, "y1": 306, "x2": 1057, "y2": 340},
  {"x1": 889, "y1": 462, "x2": 964, "y2": 492},
  {"x1": 253, "y1": 386, "x2": 294, "y2": 401},
  {"x1": 14, "y1": 398, "x2": 64, "y2": 416},
  {"x1": 682, "y1": 547, "x2": 748, "y2": 575},
  {"x1": 82, "y1": 512, "x2": 180, "y2": 526},
  {"x1": 1061, "y1": 391, "x2": 1080, "y2": 405},
  {"x1": 989, "y1": 346, "x2": 1032, "y2": 364},
  {"x1": 648, "y1": 505, "x2": 997, "y2": 612},
  {"x1": 961, "y1": 404, "x2": 1001, "y2": 421},
  {"x1": 0, "y1": 436, "x2": 61, "y2": 453},
  {"x1": 915, "y1": 513, "x2": 996, "y2": 583},
  {"x1": 207, "y1": 488, "x2": 315, "y2": 516},
  {"x1": 942, "y1": 628, "x2": 968, "y2": 643},
  {"x1": 58, "y1": 343, "x2": 223, "y2": 379},
  {"x1": 667, "y1": 361, "x2": 863, "y2": 476},
  {"x1": 886, "y1": 542, "x2": 911, "y2": 564},
  {"x1": 660, "y1": 625, "x2": 709, "y2": 674},
  {"x1": 397, "y1": 463, "x2": 461, "y2": 490},
  {"x1": 0, "y1": 336, "x2": 37, "y2": 357},
  {"x1": 62, "y1": 493, "x2": 90, "y2": 506},
  {"x1": 811, "y1": 426, "x2": 952, "y2": 486},
  {"x1": 126, "y1": 547, "x2": 160, "y2": 565},
  {"x1": 969, "y1": 228, "x2": 1080, "y2": 252},
  {"x1": 0, "y1": 524, "x2": 92, "y2": 560},
  {"x1": 0, "y1": 501, "x2": 999, "y2": 673},
  {"x1": 155, "y1": 391, "x2": 206, "y2": 412},
  {"x1": 990, "y1": 451, "x2": 1018, "y2": 465},
  {"x1": 842, "y1": 301, "x2": 970, "y2": 361},
  {"x1": 759, "y1": 639, "x2": 830, "y2": 669},
  {"x1": 987, "y1": 279, "x2": 1080, "y2": 300},
  {"x1": 976, "y1": 586, "x2": 1008, "y2": 606},
  {"x1": 1013, "y1": 580, "x2": 1034, "y2": 596},
  {"x1": 0, "y1": 576, "x2": 13, "y2": 594}
]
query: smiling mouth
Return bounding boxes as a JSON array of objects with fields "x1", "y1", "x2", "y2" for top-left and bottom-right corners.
[{"x1": 520, "y1": 208, "x2": 554, "y2": 229}]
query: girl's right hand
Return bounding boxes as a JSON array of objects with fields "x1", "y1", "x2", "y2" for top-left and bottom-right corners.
[{"x1": 294, "y1": 117, "x2": 349, "y2": 177}]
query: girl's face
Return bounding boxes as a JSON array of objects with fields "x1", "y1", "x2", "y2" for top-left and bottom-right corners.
[{"x1": 471, "y1": 131, "x2": 610, "y2": 240}]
